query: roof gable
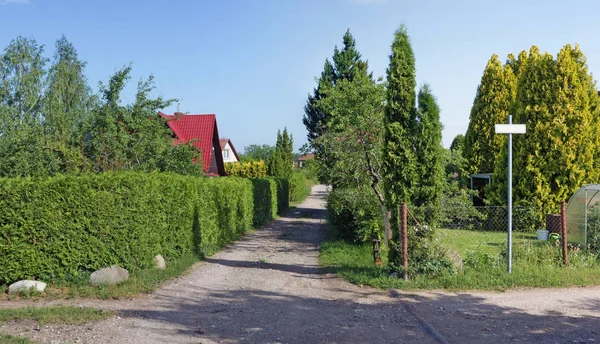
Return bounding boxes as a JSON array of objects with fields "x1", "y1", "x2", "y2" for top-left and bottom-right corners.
[
  {"x1": 159, "y1": 111, "x2": 225, "y2": 175},
  {"x1": 219, "y1": 138, "x2": 240, "y2": 161}
]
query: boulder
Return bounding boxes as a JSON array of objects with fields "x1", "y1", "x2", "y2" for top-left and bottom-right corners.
[
  {"x1": 89, "y1": 265, "x2": 129, "y2": 285},
  {"x1": 154, "y1": 255, "x2": 166, "y2": 270},
  {"x1": 8, "y1": 280, "x2": 47, "y2": 294}
]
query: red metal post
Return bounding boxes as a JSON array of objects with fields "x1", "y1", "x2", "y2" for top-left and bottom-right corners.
[
  {"x1": 561, "y1": 201, "x2": 568, "y2": 266},
  {"x1": 401, "y1": 202, "x2": 408, "y2": 280}
]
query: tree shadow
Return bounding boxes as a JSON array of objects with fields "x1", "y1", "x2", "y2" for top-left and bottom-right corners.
[{"x1": 396, "y1": 290, "x2": 600, "y2": 343}]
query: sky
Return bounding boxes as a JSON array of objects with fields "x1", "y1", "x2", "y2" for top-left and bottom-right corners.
[{"x1": 1, "y1": 0, "x2": 599, "y2": 152}]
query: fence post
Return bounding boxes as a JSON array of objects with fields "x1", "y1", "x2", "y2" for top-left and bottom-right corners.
[
  {"x1": 401, "y1": 202, "x2": 408, "y2": 280},
  {"x1": 561, "y1": 200, "x2": 568, "y2": 266}
]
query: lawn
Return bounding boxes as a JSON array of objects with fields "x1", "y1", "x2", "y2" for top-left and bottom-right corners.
[
  {"x1": 436, "y1": 228, "x2": 536, "y2": 257},
  {"x1": 319, "y1": 227, "x2": 600, "y2": 290}
]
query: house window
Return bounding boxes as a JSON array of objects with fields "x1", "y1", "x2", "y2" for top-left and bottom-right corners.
[{"x1": 224, "y1": 149, "x2": 229, "y2": 159}]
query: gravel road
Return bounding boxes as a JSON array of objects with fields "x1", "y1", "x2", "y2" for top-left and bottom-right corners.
[
  {"x1": 2, "y1": 184, "x2": 600, "y2": 344},
  {"x1": 0, "y1": 185, "x2": 435, "y2": 344}
]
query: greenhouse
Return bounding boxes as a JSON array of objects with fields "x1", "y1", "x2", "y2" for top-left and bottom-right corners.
[{"x1": 566, "y1": 184, "x2": 600, "y2": 250}]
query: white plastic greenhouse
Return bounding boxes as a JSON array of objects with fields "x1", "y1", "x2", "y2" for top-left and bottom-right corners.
[{"x1": 566, "y1": 184, "x2": 600, "y2": 247}]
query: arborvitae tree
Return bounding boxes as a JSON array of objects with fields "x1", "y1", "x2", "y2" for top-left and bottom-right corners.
[
  {"x1": 281, "y1": 128, "x2": 294, "y2": 179},
  {"x1": 491, "y1": 45, "x2": 600, "y2": 222},
  {"x1": 0, "y1": 36, "x2": 50, "y2": 177},
  {"x1": 413, "y1": 84, "x2": 444, "y2": 225},
  {"x1": 267, "y1": 128, "x2": 293, "y2": 179},
  {"x1": 383, "y1": 25, "x2": 418, "y2": 268},
  {"x1": 450, "y1": 134, "x2": 465, "y2": 153},
  {"x1": 44, "y1": 35, "x2": 93, "y2": 173},
  {"x1": 463, "y1": 54, "x2": 517, "y2": 175}
]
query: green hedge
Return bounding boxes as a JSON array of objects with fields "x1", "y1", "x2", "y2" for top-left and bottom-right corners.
[
  {"x1": 0, "y1": 173, "x2": 289, "y2": 284},
  {"x1": 289, "y1": 172, "x2": 310, "y2": 203}
]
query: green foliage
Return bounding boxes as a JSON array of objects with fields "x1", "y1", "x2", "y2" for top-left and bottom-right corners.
[
  {"x1": 303, "y1": 30, "x2": 371, "y2": 185},
  {"x1": 289, "y1": 172, "x2": 309, "y2": 203},
  {"x1": 240, "y1": 144, "x2": 273, "y2": 162},
  {"x1": 225, "y1": 161, "x2": 267, "y2": 178},
  {"x1": 327, "y1": 187, "x2": 383, "y2": 242},
  {"x1": 0, "y1": 306, "x2": 112, "y2": 325},
  {"x1": 267, "y1": 128, "x2": 293, "y2": 179},
  {"x1": 490, "y1": 45, "x2": 600, "y2": 223},
  {"x1": 315, "y1": 72, "x2": 385, "y2": 190},
  {"x1": 303, "y1": 29, "x2": 369, "y2": 146},
  {"x1": 0, "y1": 173, "x2": 291, "y2": 284},
  {"x1": 251, "y1": 178, "x2": 279, "y2": 226},
  {"x1": 383, "y1": 25, "x2": 418, "y2": 269},
  {"x1": 0, "y1": 35, "x2": 200, "y2": 178},
  {"x1": 463, "y1": 54, "x2": 516, "y2": 175},
  {"x1": 273, "y1": 178, "x2": 290, "y2": 215},
  {"x1": 412, "y1": 84, "x2": 444, "y2": 226}
]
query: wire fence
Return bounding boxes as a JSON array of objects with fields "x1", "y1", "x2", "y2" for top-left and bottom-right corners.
[{"x1": 440, "y1": 206, "x2": 540, "y2": 232}]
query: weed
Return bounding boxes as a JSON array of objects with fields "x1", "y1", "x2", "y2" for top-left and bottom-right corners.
[{"x1": 0, "y1": 306, "x2": 113, "y2": 326}]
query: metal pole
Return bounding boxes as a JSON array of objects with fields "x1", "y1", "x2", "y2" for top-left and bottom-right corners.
[
  {"x1": 401, "y1": 202, "x2": 408, "y2": 281},
  {"x1": 508, "y1": 115, "x2": 513, "y2": 274},
  {"x1": 561, "y1": 201, "x2": 568, "y2": 266}
]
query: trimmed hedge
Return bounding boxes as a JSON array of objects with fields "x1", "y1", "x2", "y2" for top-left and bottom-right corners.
[
  {"x1": 289, "y1": 172, "x2": 310, "y2": 203},
  {"x1": 0, "y1": 173, "x2": 289, "y2": 284}
]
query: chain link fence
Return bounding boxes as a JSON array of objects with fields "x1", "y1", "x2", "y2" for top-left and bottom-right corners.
[{"x1": 440, "y1": 205, "x2": 540, "y2": 232}]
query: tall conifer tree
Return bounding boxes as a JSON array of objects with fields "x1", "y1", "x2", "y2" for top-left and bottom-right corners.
[
  {"x1": 463, "y1": 54, "x2": 516, "y2": 175},
  {"x1": 383, "y1": 25, "x2": 417, "y2": 268}
]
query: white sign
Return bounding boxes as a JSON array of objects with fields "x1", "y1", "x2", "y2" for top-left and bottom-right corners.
[{"x1": 495, "y1": 124, "x2": 526, "y2": 134}]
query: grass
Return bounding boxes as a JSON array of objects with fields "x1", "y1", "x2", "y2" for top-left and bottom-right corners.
[
  {"x1": 436, "y1": 228, "x2": 536, "y2": 257},
  {"x1": 0, "y1": 306, "x2": 113, "y2": 326},
  {"x1": 2, "y1": 253, "x2": 200, "y2": 300},
  {"x1": 0, "y1": 334, "x2": 35, "y2": 344},
  {"x1": 320, "y1": 227, "x2": 600, "y2": 290}
]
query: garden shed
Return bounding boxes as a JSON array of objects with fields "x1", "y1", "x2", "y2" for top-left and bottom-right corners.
[{"x1": 566, "y1": 184, "x2": 600, "y2": 247}]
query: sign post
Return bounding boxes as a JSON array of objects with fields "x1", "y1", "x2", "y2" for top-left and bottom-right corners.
[{"x1": 495, "y1": 115, "x2": 526, "y2": 273}]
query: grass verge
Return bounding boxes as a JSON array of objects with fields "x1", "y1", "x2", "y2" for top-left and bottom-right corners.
[
  {"x1": 0, "y1": 334, "x2": 35, "y2": 344},
  {"x1": 0, "y1": 306, "x2": 113, "y2": 326},
  {"x1": 320, "y1": 227, "x2": 600, "y2": 290},
  {"x1": 2, "y1": 254, "x2": 200, "y2": 300}
]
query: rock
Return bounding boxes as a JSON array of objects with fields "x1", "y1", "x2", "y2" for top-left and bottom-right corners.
[
  {"x1": 447, "y1": 249, "x2": 463, "y2": 271},
  {"x1": 89, "y1": 265, "x2": 129, "y2": 285},
  {"x1": 154, "y1": 255, "x2": 166, "y2": 270},
  {"x1": 8, "y1": 280, "x2": 47, "y2": 294}
]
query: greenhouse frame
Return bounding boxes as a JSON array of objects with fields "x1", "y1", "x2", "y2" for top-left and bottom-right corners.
[{"x1": 566, "y1": 184, "x2": 600, "y2": 247}]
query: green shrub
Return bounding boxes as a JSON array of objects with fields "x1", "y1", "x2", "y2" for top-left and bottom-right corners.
[
  {"x1": 251, "y1": 178, "x2": 278, "y2": 226},
  {"x1": 0, "y1": 173, "x2": 287, "y2": 284},
  {"x1": 225, "y1": 161, "x2": 267, "y2": 178},
  {"x1": 289, "y1": 172, "x2": 309, "y2": 203},
  {"x1": 326, "y1": 187, "x2": 383, "y2": 242},
  {"x1": 273, "y1": 178, "x2": 290, "y2": 215}
]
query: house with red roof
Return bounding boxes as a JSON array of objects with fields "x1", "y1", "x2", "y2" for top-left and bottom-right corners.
[
  {"x1": 159, "y1": 112, "x2": 226, "y2": 176},
  {"x1": 219, "y1": 138, "x2": 239, "y2": 163}
]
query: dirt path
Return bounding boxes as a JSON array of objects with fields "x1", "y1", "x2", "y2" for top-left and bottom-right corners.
[
  {"x1": 3, "y1": 185, "x2": 600, "y2": 343},
  {"x1": 0, "y1": 185, "x2": 435, "y2": 344}
]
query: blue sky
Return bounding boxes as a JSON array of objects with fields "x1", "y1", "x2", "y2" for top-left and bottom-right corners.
[{"x1": 1, "y1": 0, "x2": 599, "y2": 152}]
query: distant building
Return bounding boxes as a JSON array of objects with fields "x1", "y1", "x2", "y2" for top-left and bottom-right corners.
[
  {"x1": 219, "y1": 138, "x2": 240, "y2": 163},
  {"x1": 296, "y1": 153, "x2": 315, "y2": 168},
  {"x1": 159, "y1": 111, "x2": 226, "y2": 176}
]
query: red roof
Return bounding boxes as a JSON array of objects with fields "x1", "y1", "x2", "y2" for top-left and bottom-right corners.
[{"x1": 159, "y1": 112, "x2": 225, "y2": 174}]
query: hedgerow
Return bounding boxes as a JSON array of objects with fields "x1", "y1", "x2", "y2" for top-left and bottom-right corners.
[{"x1": 0, "y1": 173, "x2": 290, "y2": 284}]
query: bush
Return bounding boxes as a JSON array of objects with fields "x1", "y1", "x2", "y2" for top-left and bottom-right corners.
[
  {"x1": 0, "y1": 173, "x2": 287, "y2": 284},
  {"x1": 251, "y1": 178, "x2": 278, "y2": 226},
  {"x1": 273, "y1": 178, "x2": 290, "y2": 215},
  {"x1": 327, "y1": 187, "x2": 383, "y2": 242},
  {"x1": 225, "y1": 161, "x2": 267, "y2": 178},
  {"x1": 289, "y1": 172, "x2": 309, "y2": 203}
]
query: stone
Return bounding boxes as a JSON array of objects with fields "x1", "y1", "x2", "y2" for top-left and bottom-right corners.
[
  {"x1": 446, "y1": 249, "x2": 463, "y2": 271},
  {"x1": 8, "y1": 280, "x2": 47, "y2": 294},
  {"x1": 154, "y1": 255, "x2": 166, "y2": 270},
  {"x1": 89, "y1": 265, "x2": 129, "y2": 285}
]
